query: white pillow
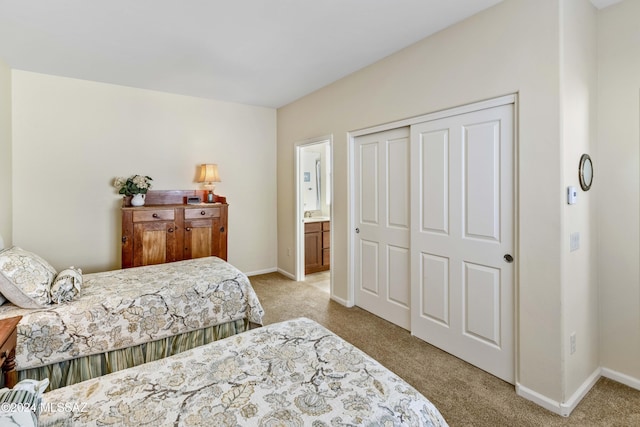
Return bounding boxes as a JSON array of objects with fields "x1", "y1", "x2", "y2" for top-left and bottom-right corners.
[
  {"x1": 0, "y1": 408, "x2": 36, "y2": 426},
  {"x1": 0, "y1": 247, "x2": 56, "y2": 308},
  {"x1": 50, "y1": 266, "x2": 83, "y2": 303},
  {"x1": 0, "y1": 378, "x2": 49, "y2": 426}
]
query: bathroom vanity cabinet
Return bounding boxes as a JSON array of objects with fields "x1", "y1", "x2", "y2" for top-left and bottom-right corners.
[{"x1": 304, "y1": 219, "x2": 330, "y2": 274}]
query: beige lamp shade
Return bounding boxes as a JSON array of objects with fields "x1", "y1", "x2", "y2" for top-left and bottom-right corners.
[
  {"x1": 197, "y1": 164, "x2": 221, "y2": 203},
  {"x1": 197, "y1": 164, "x2": 221, "y2": 184}
]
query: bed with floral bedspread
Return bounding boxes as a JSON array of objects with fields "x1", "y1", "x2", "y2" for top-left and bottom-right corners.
[
  {"x1": 0, "y1": 256, "x2": 264, "y2": 390},
  {"x1": 39, "y1": 317, "x2": 447, "y2": 426}
]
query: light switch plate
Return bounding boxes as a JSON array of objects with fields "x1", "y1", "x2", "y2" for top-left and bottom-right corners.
[
  {"x1": 570, "y1": 232, "x2": 580, "y2": 252},
  {"x1": 567, "y1": 186, "x2": 577, "y2": 204}
]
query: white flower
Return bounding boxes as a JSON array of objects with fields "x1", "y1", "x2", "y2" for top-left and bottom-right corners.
[
  {"x1": 113, "y1": 177, "x2": 126, "y2": 189},
  {"x1": 132, "y1": 175, "x2": 149, "y2": 189},
  {"x1": 113, "y1": 174, "x2": 153, "y2": 196}
]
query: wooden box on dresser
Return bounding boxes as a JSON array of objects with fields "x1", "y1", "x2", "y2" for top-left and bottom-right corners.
[{"x1": 121, "y1": 190, "x2": 228, "y2": 268}]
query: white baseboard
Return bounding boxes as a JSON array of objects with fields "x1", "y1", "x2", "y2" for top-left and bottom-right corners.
[
  {"x1": 245, "y1": 267, "x2": 277, "y2": 277},
  {"x1": 518, "y1": 367, "x2": 605, "y2": 417},
  {"x1": 276, "y1": 268, "x2": 296, "y2": 280},
  {"x1": 560, "y1": 368, "x2": 601, "y2": 416},
  {"x1": 330, "y1": 294, "x2": 353, "y2": 307},
  {"x1": 516, "y1": 383, "x2": 567, "y2": 416},
  {"x1": 601, "y1": 367, "x2": 640, "y2": 391}
]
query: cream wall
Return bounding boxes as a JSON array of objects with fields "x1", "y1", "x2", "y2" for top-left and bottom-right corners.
[
  {"x1": 560, "y1": 0, "x2": 599, "y2": 401},
  {"x1": 278, "y1": 0, "x2": 567, "y2": 404},
  {"x1": 0, "y1": 60, "x2": 11, "y2": 245},
  {"x1": 11, "y1": 71, "x2": 277, "y2": 274},
  {"x1": 598, "y1": 0, "x2": 640, "y2": 384}
]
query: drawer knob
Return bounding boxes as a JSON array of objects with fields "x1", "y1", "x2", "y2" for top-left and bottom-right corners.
[
  {"x1": 200, "y1": 211, "x2": 206, "y2": 215},
  {"x1": 152, "y1": 213, "x2": 159, "y2": 218}
]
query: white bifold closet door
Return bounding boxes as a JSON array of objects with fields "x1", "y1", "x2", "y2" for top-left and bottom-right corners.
[
  {"x1": 354, "y1": 127, "x2": 411, "y2": 330},
  {"x1": 410, "y1": 104, "x2": 514, "y2": 383}
]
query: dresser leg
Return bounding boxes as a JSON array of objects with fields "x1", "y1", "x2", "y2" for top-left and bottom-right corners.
[{"x1": 3, "y1": 349, "x2": 17, "y2": 388}]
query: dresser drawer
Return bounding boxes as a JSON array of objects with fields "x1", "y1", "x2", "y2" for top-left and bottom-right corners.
[
  {"x1": 132, "y1": 209, "x2": 175, "y2": 222},
  {"x1": 184, "y1": 207, "x2": 220, "y2": 219}
]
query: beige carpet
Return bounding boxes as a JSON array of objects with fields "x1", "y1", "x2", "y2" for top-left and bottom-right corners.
[{"x1": 249, "y1": 272, "x2": 640, "y2": 427}]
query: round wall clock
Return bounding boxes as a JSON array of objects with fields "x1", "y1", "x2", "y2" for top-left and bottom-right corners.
[{"x1": 578, "y1": 154, "x2": 593, "y2": 191}]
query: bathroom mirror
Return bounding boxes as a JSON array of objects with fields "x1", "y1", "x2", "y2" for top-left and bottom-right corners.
[
  {"x1": 302, "y1": 151, "x2": 321, "y2": 211},
  {"x1": 578, "y1": 154, "x2": 593, "y2": 191}
]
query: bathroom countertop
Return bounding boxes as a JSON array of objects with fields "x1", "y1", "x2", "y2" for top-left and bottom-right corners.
[{"x1": 303, "y1": 216, "x2": 330, "y2": 223}]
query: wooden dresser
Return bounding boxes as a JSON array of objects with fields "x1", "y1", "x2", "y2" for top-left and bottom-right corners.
[
  {"x1": 121, "y1": 190, "x2": 228, "y2": 268},
  {"x1": 0, "y1": 316, "x2": 21, "y2": 388}
]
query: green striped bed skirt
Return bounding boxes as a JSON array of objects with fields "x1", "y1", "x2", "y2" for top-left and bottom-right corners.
[{"x1": 17, "y1": 318, "x2": 248, "y2": 391}]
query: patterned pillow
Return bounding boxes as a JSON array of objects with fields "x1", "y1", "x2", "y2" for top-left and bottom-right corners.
[
  {"x1": 0, "y1": 378, "x2": 49, "y2": 426},
  {"x1": 50, "y1": 267, "x2": 83, "y2": 303},
  {"x1": 0, "y1": 247, "x2": 56, "y2": 308}
]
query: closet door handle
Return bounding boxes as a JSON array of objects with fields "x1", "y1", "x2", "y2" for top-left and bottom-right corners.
[
  {"x1": 220, "y1": 226, "x2": 225, "y2": 233},
  {"x1": 168, "y1": 228, "x2": 175, "y2": 233},
  {"x1": 504, "y1": 254, "x2": 514, "y2": 263},
  {"x1": 185, "y1": 227, "x2": 192, "y2": 232},
  {"x1": 355, "y1": 228, "x2": 360, "y2": 234}
]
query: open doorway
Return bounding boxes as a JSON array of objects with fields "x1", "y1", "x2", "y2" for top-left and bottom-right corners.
[{"x1": 294, "y1": 136, "x2": 332, "y2": 295}]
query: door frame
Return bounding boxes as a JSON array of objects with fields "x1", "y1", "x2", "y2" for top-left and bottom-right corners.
[
  {"x1": 347, "y1": 93, "x2": 519, "y2": 372},
  {"x1": 294, "y1": 135, "x2": 334, "y2": 285}
]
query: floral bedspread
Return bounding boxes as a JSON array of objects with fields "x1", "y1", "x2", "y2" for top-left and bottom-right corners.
[
  {"x1": 40, "y1": 317, "x2": 447, "y2": 427},
  {"x1": 0, "y1": 257, "x2": 264, "y2": 370}
]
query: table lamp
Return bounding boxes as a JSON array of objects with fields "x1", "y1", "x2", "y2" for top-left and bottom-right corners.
[{"x1": 197, "y1": 164, "x2": 221, "y2": 203}]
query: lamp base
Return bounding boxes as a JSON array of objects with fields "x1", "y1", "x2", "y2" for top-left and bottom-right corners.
[{"x1": 203, "y1": 183, "x2": 216, "y2": 203}]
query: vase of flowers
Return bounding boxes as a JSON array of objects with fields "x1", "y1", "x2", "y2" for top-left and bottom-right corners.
[
  {"x1": 130, "y1": 193, "x2": 146, "y2": 206},
  {"x1": 113, "y1": 175, "x2": 153, "y2": 206}
]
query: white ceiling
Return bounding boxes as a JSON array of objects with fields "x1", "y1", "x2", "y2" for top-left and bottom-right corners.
[{"x1": 0, "y1": 0, "x2": 622, "y2": 108}]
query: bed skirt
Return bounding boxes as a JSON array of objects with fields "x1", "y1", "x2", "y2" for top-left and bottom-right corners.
[{"x1": 17, "y1": 318, "x2": 248, "y2": 391}]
